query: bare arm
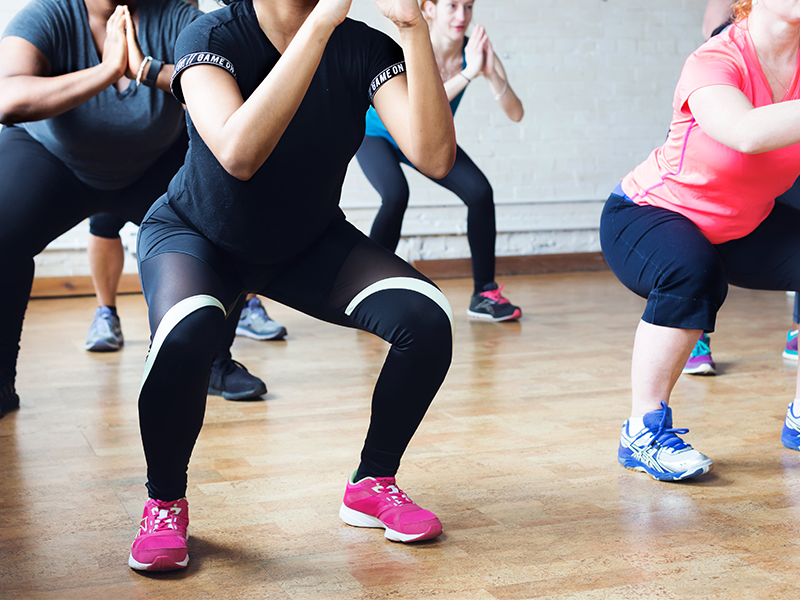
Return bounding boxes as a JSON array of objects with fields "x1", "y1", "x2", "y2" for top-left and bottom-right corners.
[
  {"x1": 441, "y1": 28, "x2": 484, "y2": 102},
  {"x1": 481, "y1": 30, "x2": 523, "y2": 122},
  {"x1": 484, "y1": 51, "x2": 523, "y2": 122},
  {"x1": 180, "y1": 1, "x2": 350, "y2": 181},
  {"x1": 373, "y1": 0, "x2": 455, "y2": 178},
  {"x1": 688, "y1": 84, "x2": 800, "y2": 154},
  {"x1": 0, "y1": 6, "x2": 128, "y2": 125}
]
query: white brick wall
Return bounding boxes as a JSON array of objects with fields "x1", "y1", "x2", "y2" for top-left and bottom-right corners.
[{"x1": 0, "y1": 0, "x2": 707, "y2": 277}]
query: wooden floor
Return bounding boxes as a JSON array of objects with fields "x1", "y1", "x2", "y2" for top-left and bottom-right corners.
[{"x1": 3, "y1": 271, "x2": 800, "y2": 600}]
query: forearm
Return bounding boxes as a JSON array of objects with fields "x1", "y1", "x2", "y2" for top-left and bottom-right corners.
[
  {"x1": 205, "y1": 15, "x2": 335, "y2": 179},
  {"x1": 732, "y1": 101, "x2": 800, "y2": 153},
  {"x1": 443, "y1": 72, "x2": 470, "y2": 102},
  {"x1": 0, "y1": 65, "x2": 119, "y2": 125},
  {"x1": 485, "y1": 69, "x2": 523, "y2": 122},
  {"x1": 690, "y1": 86, "x2": 800, "y2": 154},
  {"x1": 397, "y1": 22, "x2": 455, "y2": 177}
]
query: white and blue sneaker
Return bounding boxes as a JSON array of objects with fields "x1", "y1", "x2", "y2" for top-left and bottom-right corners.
[
  {"x1": 618, "y1": 402, "x2": 713, "y2": 481},
  {"x1": 781, "y1": 402, "x2": 800, "y2": 450},
  {"x1": 236, "y1": 297, "x2": 287, "y2": 341}
]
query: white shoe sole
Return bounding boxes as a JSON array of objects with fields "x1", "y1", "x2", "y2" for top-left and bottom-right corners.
[
  {"x1": 338, "y1": 503, "x2": 436, "y2": 543},
  {"x1": 235, "y1": 325, "x2": 287, "y2": 341},
  {"x1": 466, "y1": 309, "x2": 521, "y2": 322},
  {"x1": 682, "y1": 363, "x2": 716, "y2": 375},
  {"x1": 128, "y1": 552, "x2": 189, "y2": 571}
]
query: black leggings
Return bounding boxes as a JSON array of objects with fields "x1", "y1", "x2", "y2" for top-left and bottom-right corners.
[
  {"x1": 136, "y1": 199, "x2": 454, "y2": 500},
  {"x1": 0, "y1": 126, "x2": 190, "y2": 383},
  {"x1": 356, "y1": 135, "x2": 496, "y2": 292}
]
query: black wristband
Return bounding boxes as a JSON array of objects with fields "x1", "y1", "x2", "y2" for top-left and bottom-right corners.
[{"x1": 143, "y1": 58, "x2": 163, "y2": 87}]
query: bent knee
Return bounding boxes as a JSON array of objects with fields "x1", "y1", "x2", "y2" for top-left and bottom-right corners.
[{"x1": 346, "y1": 277, "x2": 454, "y2": 349}]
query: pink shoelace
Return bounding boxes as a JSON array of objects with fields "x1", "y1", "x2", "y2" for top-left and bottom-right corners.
[{"x1": 480, "y1": 283, "x2": 510, "y2": 304}]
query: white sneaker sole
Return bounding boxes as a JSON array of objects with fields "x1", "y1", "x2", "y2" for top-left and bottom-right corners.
[
  {"x1": 682, "y1": 363, "x2": 716, "y2": 375},
  {"x1": 338, "y1": 503, "x2": 437, "y2": 543},
  {"x1": 466, "y1": 308, "x2": 521, "y2": 322},
  {"x1": 128, "y1": 552, "x2": 189, "y2": 571},
  {"x1": 235, "y1": 325, "x2": 287, "y2": 341}
]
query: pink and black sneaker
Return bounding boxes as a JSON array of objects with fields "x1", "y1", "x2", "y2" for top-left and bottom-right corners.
[
  {"x1": 129, "y1": 498, "x2": 190, "y2": 571},
  {"x1": 339, "y1": 471, "x2": 442, "y2": 543},
  {"x1": 467, "y1": 283, "x2": 521, "y2": 322}
]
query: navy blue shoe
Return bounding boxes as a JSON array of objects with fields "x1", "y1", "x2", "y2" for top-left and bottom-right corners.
[{"x1": 208, "y1": 358, "x2": 266, "y2": 401}]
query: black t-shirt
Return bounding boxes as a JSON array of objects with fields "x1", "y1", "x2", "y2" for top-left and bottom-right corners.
[{"x1": 168, "y1": 0, "x2": 405, "y2": 264}]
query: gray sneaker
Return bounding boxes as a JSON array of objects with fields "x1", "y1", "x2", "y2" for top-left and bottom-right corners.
[
  {"x1": 85, "y1": 306, "x2": 124, "y2": 352},
  {"x1": 236, "y1": 298, "x2": 287, "y2": 341}
]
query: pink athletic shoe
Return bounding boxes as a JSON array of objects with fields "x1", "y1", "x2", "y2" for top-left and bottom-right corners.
[
  {"x1": 129, "y1": 498, "x2": 190, "y2": 571},
  {"x1": 339, "y1": 471, "x2": 443, "y2": 542}
]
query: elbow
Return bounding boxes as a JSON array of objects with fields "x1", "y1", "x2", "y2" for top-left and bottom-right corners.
[
  {"x1": 0, "y1": 103, "x2": 23, "y2": 126},
  {"x1": 217, "y1": 148, "x2": 258, "y2": 181},
  {"x1": 420, "y1": 146, "x2": 456, "y2": 180},
  {"x1": 733, "y1": 136, "x2": 768, "y2": 155},
  {"x1": 224, "y1": 163, "x2": 256, "y2": 181}
]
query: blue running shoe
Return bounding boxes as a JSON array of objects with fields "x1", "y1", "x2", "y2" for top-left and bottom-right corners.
[
  {"x1": 781, "y1": 402, "x2": 800, "y2": 450},
  {"x1": 782, "y1": 330, "x2": 798, "y2": 361},
  {"x1": 618, "y1": 402, "x2": 713, "y2": 481},
  {"x1": 236, "y1": 297, "x2": 287, "y2": 341},
  {"x1": 85, "y1": 306, "x2": 123, "y2": 352}
]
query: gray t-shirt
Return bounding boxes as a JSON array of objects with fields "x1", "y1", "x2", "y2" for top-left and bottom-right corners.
[{"x1": 3, "y1": 0, "x2": 200, "y2": 190}]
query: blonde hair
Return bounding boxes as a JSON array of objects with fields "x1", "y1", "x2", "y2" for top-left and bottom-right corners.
[{"x1": 732, "y1": 0, "x2": 753, "y2": 21}]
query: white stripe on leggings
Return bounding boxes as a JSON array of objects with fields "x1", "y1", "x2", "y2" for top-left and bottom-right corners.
[
  {"x1": 344, "y1": 277, "x2": 454, "y2": 335},
  {"x1": 139, "y1": 294, "x2": 226, "y2": 393}
]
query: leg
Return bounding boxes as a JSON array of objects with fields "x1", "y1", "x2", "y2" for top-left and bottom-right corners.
[
  {"x1": 715, "y1": 202, "x2": 800, "y2": 404},
  {"x1": 207, "y1": 294, "x2": 268, "y2": 400},
  {"x1": 261, "y1": 220, "x2": 453, "y2": 541},
  {"x1": 632, "y1": 321, "x2": 704, "y2": 417},
  {"x1": 428, "y1": 146, "x2": 496, "y2": 292},
  {"x1": 119, "y1": 131, "x2": 265, "y2": 400},
  {"x1": 85, "y1": 214, "x2": 127, "y2": 352},
  {"x1": 427, "y1": 146, "x2": 521, "y2": 321},
  {"x1": 88, "y1": 214, "x2": 127, "y2": 308},
  {"x1": 0, "y1": 126, "x2": 103, "y2": 413},
  {"x1": 356, "y1": 136, "x2": 410, "y2": 252},
  {"x1": 775, "y1": 182, "x2": 800, "y2": 361},
  {"x1": 600, "y1": 192, "x2": 723, "y2": 480},
  {"x1": 130, "y1": 200, "x2": 241, "y2": 571}
]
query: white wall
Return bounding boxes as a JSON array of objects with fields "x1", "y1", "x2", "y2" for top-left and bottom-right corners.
[{"x1": 0, "y1": 0, "x2": 707, "y2": 277}]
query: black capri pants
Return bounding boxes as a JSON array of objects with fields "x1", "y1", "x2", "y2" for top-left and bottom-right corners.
[
  {"x1": 136, "y1": 198, "x2": 454, "y2": 501},
  {"x1": 600, "y1": 189, "x2": 800, "y2": 333},
  {"x1": 0, "y1": 125, "x2": 187, "y2": 381}
]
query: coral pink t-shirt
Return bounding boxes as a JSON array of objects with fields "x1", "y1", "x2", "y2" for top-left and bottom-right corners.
[{"x1": 621, "y1": 18, "x2": 800, "y2": 244}]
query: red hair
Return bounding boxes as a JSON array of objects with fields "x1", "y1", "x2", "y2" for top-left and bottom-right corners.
[{"x1": 732, "y1": 0, "x2": 753, "y2": 21}]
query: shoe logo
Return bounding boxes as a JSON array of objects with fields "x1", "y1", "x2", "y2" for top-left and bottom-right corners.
[{"x1": 631, "y1": 446, "x2": 665, "y2": 472}]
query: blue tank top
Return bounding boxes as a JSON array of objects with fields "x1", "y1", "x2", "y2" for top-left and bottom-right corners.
[{"x1": 364, "y1": 38, "x2": 468, "y2": 152}]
